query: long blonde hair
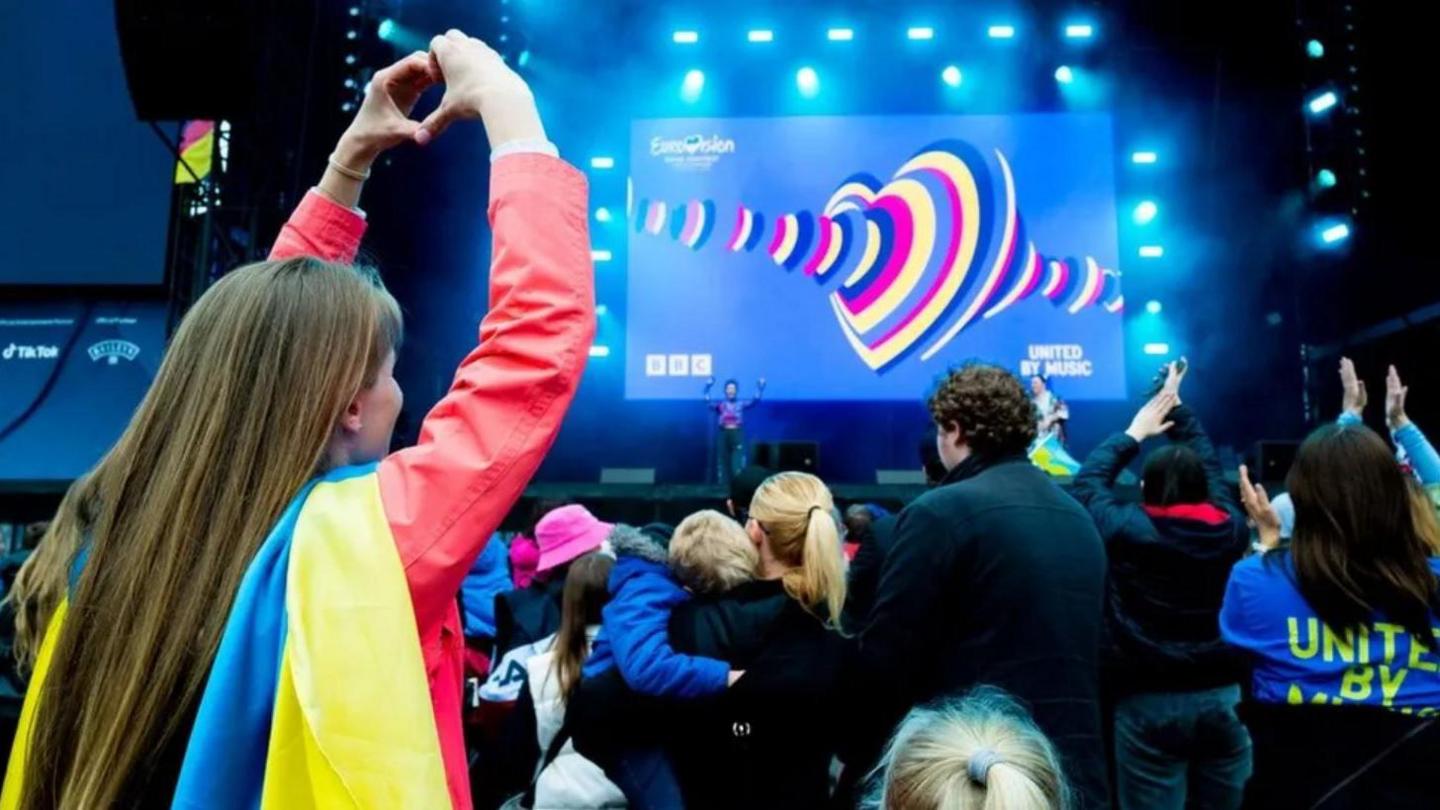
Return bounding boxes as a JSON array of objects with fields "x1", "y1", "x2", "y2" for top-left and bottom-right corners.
[
  {"x1": 869, "y1": 687, "x2": 1069, "y2": 810},
  {"x1": 7, "y1": 256, "x2": 401, "y2": 809},
  {"x1": 747, "y1": 471, "x2": 846, "y2": 628}
]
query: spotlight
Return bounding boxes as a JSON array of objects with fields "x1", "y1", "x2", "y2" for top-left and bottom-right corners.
[
  {"x1": 345, "y1": 54, "x2": 357, "y2": 65},
  {"x1": 987, "y1": 24, "x2": 1015, "y2": 39},
  {"x1": 747, "y1": 29, "x2": 774, "y2": 43},
  {"x1": 1054, "y1": 65, "x2": 1074, "y2": 84},
  {"x1": 595, "y1": 207, "x2": 612, "y2": 223},
  {"x1": 346, "y1": 30, "x2": 358, "y2": 40},
  {"x1": 588, "y1": 345, "x2": 611, "y2": 358},
  {"x1": 681, "y1": 69, "x2": 705, "y2": 102},
  {"x1": 1307, "y1": 90, "x2": 1338, "y2": 115},
  {"x1": 1145, "y1": 300, "x2": 1162, "y2": 315},
  {"x1": 340, "y1": 101, "x2": 355, "y2": 113},
  {"x1": 827, "y1": 27, "x2": 854, "y2": 41},
  {"x1": 348, "y1": 6, "x2": 360, "y2": 16},
  {"x1": 590, "y1": 156, "x2": 615, "y2": 169},
  {"x1": 377, "y1": 19, "x2": 395, "y2": 41},
  {"x1": 595, "y1": 304, "x2": 609, "y2": 316},
  {"x1": 941, "y1": 65, "x2": 962, "y2": 87},
  {"x1": 1138, "y1": 245, "x2": 1164, "y2": 258},
  {"x1": 591, "y1": 249, "x2": 613, "y2": 262},
  {"x1": 673, "y1": 30, "x2": 699, "y2": 44},
  {"x1": 1319, "y1": 221, "x2": 1351, "y2": 245},
  {"x1": 517, "y1": 50, "x2": 531, "y2": 67},
  {"x1": 1131, "y1": 150, "x2": 1158, "y2": 164},
  {"x1": 1065, "y1": 24, "x2": 1094, "y2": 39},
  {"x1": 1306, "y1": 39, "x2": 1324, "y2": 59},
  {"x1": 796, "y1": 66, "x2": 820, "y2": 98},
  {"x1": 1143, "y1": 342, "x2": 1171, "y2": 356},
  {"x1": 344, "y1": 78, "x2": 357, "y2": 89},
  {"x1": 1315, "y1": 168, "x2": 1337, "y2": 189},
  {"x1": 1133, "y1": 200, "x2": 1158, "y2": 225},
  {"x1": 907, "y1": 26, "x2": 934, "y2": 41}
]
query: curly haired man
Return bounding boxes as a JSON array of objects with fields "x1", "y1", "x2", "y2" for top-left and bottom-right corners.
[{"x1": 846, "y1": 362, "x2": 1112, "y2": 810}]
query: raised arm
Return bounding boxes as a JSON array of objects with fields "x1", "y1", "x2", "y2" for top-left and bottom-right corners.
[
  {"x1": 1163, "y1": 399, "x2": 1231, "y2": 509},
  {"x1": 378, "y1": 34, "x2": 595, "y2": 634},
  {"x1": 1071, "y1": 432, "x2": 1143, "y2": 538},
  {"x1": 1386, "y1": 365, "x2": 1440, "y2": 485},
  {"x1": 747, "y1": 377, "x2": 766, "y2": 407}
]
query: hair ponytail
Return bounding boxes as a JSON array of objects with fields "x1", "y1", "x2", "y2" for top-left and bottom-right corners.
[{"x1": 748, "y1": 472, "x2": 847, "y2": 630}]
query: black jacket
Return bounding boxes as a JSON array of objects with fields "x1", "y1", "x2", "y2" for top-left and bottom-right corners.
[
  {"x1": 1070, "y1": 404, "x2": 1249, "y2": 697},
  {"x1": 570, "y1": 579, "x2": 844, "y2": 810},
  {"x1": 842, "y1": 513, "x2": 897, "y2": 633},
  {"x1": 492, "y1": 575, "x2": 565, "y2": 658},
  {"x1": 855, "y1": 453, "x2": 1111, "y2": 810}
]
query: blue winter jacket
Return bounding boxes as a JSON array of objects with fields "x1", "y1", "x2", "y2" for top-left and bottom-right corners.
[
  {"x1": 582, "y1": 526, "x2": 729, "y2": 698},
  {"x1": 460, "y1": 536, "x2": 512, "y2": 639}
]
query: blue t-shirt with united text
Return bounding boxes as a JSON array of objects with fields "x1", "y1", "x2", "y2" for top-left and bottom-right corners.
[{"x1": 1220, "y1": 552, "x2": 1440, "y2": 715}]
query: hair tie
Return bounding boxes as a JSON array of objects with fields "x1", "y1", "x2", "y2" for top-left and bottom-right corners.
[
  {"x1": 807, "y1": 505, "x2": 825, "y2": 520},
  {"x1": 968, "y1": 748, "x2": 1002, "y2": 785}
]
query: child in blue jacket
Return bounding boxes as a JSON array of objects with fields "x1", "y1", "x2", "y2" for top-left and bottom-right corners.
[{"x1": 583, "y1": 511, "x2": 756, "y2": 695}]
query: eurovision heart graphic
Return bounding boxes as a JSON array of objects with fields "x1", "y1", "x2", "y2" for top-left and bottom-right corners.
[{"x1": 630, "y1": 139, "x2": 1123, "y2": 373}]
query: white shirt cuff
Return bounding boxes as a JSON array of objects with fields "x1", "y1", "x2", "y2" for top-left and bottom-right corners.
[{"x1": 490, "y1": 139, "x2": 560, "y2": 162}]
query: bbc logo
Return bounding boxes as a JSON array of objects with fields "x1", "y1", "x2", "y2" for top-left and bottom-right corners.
[{"x1": 645, "y1": 353, "x2": 712, "y2": 377}]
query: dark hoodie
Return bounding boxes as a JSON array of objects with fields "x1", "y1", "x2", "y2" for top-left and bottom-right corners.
[{"x1": 1071, "y1": 403, "x2": 1250, "y2": 696}]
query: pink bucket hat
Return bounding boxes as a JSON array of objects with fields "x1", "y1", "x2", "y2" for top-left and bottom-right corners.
[{"x1": 534, "y1": 504, "x2": 613, "y2": 573}]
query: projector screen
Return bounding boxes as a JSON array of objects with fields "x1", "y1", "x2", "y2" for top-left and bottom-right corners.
[{"x1": 624, "y1": 113, "x2": 1126, "y2": 401}]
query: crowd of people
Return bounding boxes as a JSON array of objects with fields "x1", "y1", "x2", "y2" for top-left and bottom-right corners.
[{"x1": 1, "y1": 30, "x2": 1438, "y2": 810}]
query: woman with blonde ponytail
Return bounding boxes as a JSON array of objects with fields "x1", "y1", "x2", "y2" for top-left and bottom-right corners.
[
  {"x1": 569, "y1": 471, "x2": 849, "y2": 809},
  {"x1": 3, "y1": 33, "x2": 592, "y2": 810}
]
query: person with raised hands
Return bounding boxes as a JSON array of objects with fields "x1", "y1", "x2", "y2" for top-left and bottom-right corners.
[
  {"x1": 1071, "y1": 362, "x2": 1251, "y2": 810},
  {"x1": 3, "y1": 32, "x2": 592, "y2": 810}
]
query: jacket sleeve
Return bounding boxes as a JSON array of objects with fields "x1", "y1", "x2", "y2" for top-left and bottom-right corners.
[
  {"x1": 1072, "y1": 432, "x2": 1148, "y2": 541},
  {"x1": 1394, "y1": 422, "x2": 1440, "y2": 485},
  {"x1": 604, "y1": 563, "x2": 730, "y2": 698},
  {"x1": 267, "y1": 189, "x2": 366, "y2": 263},
  {"x1": 1165, "y1": 403, "x2": 1233, "y2": 511},
  {"x1": 857, "y1": 501, "x2": 954, "y2": 700},
  {"x1": 379, "y1": 154, "x2": 594, "y2": 636}
]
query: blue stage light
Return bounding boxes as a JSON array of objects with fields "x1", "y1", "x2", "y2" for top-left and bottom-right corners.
[
  {"x1": 1307, "y1": 90, "x2": 1338, "y2": 115},
  {"x1": 1065, "y1": 24, "x2": 1094, "y2": 39},
  {"x1": 907, "y1": 26, "x2": 934, "y2": 41},
  {"x1": 595, "y1": 207, "x2": 612, "y2": 223},
  {"x1": 1143, "y1": 342, "x2": 1171, "y2": 356},
  {"x1": 1133, "y1": 200, "x2": 1158, "y2": 225},
  {"x1": 796, "y1": 66, "x2": 820, "y2": 98},
  {"x1": 1145, "y1": 300, "x2": 1162, "y2": 315},
  {"x1": 1139, "y1": 245, "x2": 1164, "y2": 258},
  {"x1": 590, "y1": 156, "x2": 615, "y2": 169},
  {"x1": 1307, "y1": 39, "x2": 1324, "y2": 58},
  {"x1": 377, "y1": 19, "x2": 395, "y2": 41},
  {"x1": 827, "y1": 27, "x2": 854, "y2": 41},
  {"x1": 748, "y1": 29, "x2": 774, "y2": 43},
  {"x1": 1320, "y1": 221, "x2": 1351, "y2": 245},
  {"x1": 517, "y1": 50, "x2": 531, "y2": 67},
  {"x1": 988, "y1": 24, "x2": 1016, "y2": 39},
  {"x1": 1131, "y1": 150, "x2": 1158, "y2": 164},
  {"x1": 589, "y1": 345, "x2": 611, "y2": 358},
  {"x1": 673, "y1": 30, "x2": 699, "y2": 44},
  {"x1": 1315, "y1": 168, "x2": 1337, "y2": 188},
  {"x1": 941, "y1": 65, "x2": 962, "y2": 87},
  {"x1": 595, "y1": 304, "x2": 609, "y2": 316},
  {"x1": 592, "y1": 249, "x2": 613, "y2": 262},
  {"x1": 681, "y1": 69, "x2": 705, "y2": 102},
  {"x1": 1055, "y1": 65, "x2": 1074, "y2": 84}
]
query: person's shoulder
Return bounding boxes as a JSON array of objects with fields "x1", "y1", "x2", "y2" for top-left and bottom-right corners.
[{"x1": 1228, "y1": 551, "x2": 1293, "y2": 593}]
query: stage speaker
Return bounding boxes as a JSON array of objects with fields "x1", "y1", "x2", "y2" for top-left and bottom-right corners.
[
  {"x1": 600, "y1": 468, "x2": 656, "y2": 485},
  {"x1": 114, "y1": 0, "x2": 267, "y2": 120},
  {"x1": 876, "y1": 469, "x2": 926, "y2": 485},
  {"x1": 753, "y1": 441, "x2": 819, "y2": 474},
  {"x1": 1252, "y1": 440, "x2": 1300, "y2": 484}
]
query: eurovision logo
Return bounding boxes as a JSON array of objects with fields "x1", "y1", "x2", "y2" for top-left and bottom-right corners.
[
  {"x1": 650, "y1": 134, "x2": 736, "y2": 171},
  {"x1": 88, "y1": 339, "x2": 141, "y2": 365}
]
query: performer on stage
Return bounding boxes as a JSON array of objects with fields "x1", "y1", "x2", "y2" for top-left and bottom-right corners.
[
  {"x1": 1031, "y1": 374, "x2": 1070, "y2": 445},
  {"x1": 705, "y1": 376, "x2": 765, "y2": 484}
]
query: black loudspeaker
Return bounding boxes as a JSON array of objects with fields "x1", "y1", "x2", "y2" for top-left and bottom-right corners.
[
  {"x1": 1253, "y1": 440, "x2": 1301, "y2": 484},
  {"x1": 754, "y1": 441, "x2": 820, "y2": 474},
  {"x1": 114, "y1": 0, "x2": 265, "y2": 121}
]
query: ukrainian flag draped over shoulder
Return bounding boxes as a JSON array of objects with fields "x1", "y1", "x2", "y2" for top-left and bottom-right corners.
[{"x1": 2, "y1": 464, "x2": 449, "y2": 810}]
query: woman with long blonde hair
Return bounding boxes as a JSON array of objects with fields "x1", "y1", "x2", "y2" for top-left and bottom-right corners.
[{"x1": 2, "y1": 31, "x2": 593, "y2": 810}]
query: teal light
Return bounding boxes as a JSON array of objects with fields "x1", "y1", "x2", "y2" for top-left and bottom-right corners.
[
  {"x1": 1133, "y1": 200, "x2": 1158, "y2": 225},
  {"x1": 1315, "y1": 168, "x2": 1337, "y2": 189},
  {"x1": 1306, "y1": 39, "x2": 1324, "y2": 59},
  {"x1": 377, "y1": 19, "x2": 395, "y2": 41},
  {"x1": 941, "y1": 65, "x2": 962, "y2": 87}
]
